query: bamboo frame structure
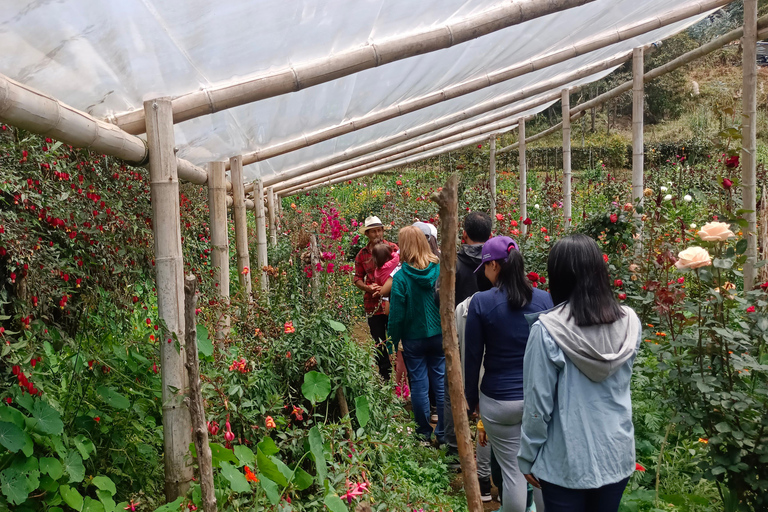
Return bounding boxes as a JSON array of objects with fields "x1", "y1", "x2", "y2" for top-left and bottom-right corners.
[
  {"x1": 230, "y1": 155, "x2": 253, "y2": 299},
  {"x1": 519, "y1": 118, "x2": 528, "y2": 235},
  {"x1": 562, "y1": 89, "x2": 572, "y2": 228},
  {"x1": 109, "y1": 0, "x2": 598, "y2": 135},
  {"x1": 267, "y1": 187, "x2": 278, "y2": 246},
  {"x1": 208, "y1": 161, "x2": 230, "y2": 342},
  {"x1": 742, "y1": 0, "x2": 758, "y2": 290},
  {"x1": 496, "y1": 111, "x2": 587, "y2": 155},
  {"x1": 235, "y1": 0, "x2": 727, "y2": 175},
  {"x1": 144, "y1": 97, "x2": 193, "y2": 501},
  {"x1": 254, "y1": 179, "x2": 269, "y2": 291},
  {"x1": 489, "y1": 135, "x2": 497, "y2": 223},
  {"x1": 632, "y1": 47, "x2": 644, "y2": 206}
]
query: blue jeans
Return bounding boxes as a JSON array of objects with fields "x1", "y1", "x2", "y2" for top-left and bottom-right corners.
[
  {"x1": 401, "y1": 334, "x2": 445, "y2": 442},
  {"x1": 540, "y1": 476, "x2": 630, "y2": 512}
]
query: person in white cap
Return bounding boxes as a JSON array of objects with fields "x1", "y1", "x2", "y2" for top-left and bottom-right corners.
[{"x1": 354, "y1": 215, "x2": 399, "y2": 379}]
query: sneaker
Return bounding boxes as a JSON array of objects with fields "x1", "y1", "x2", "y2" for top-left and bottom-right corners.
[
  {"x1": 479, "y1": 477, "x2": 492, "y2": 502},
  {"x1": 445, "y1": 446, "x2": 461, "y2": 470}
]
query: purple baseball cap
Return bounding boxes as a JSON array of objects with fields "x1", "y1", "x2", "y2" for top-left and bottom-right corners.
[{"x1": 474, "y1": 236, "x2": 519, "y2": 273}]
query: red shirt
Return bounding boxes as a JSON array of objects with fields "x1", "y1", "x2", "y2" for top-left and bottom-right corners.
[{"x1": 354, "y1": 240, "x2": 398, "y2": 315}]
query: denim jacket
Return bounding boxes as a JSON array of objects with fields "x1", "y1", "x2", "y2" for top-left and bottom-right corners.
[{"x1": 517, "y1": 315, "x2": 643, "y2": 489}]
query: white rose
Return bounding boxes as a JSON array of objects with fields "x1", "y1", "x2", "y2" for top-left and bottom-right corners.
[
  {"x1": 675, "y1": 247, "x2": 712, "y2": 270},
  {"x1": 661, "y1": 186, "x2": 668, "y2": 192},
  {"x1": 534, "y1": 204, "x2": 540, "y2": 210},
  {"x1": 684, "y1": 195, "x2": 692, "y2": 202},
  {"x1": 664, "y1": 194, "x2": 672, "y2": 200},
  {"x1": 690, "y1": 223, "x2": 697, "y2": 229},
  {"x1": 697, "y1": 222, "x2": 736, "y2": 242}
]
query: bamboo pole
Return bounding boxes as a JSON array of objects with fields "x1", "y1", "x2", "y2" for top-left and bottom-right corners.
[
  {"x1": 632, "y1": 47, "x2": 644, "y2": 206},
  {"x1": 208, "y1": 161, "x2": 230, "y2": 343},
  {"x1": 489, "y1": 135, "x2": 497, "y2": 223},
  {"x1": 742, "y1": 0, "x2": 758, "y2": 291},
  {"x1": 184, "y1": 275, "x2": 217, "y2": 512},
  {"x1": 230, "y1": 156, "x2": 252, "y2": 299},
  {"x1": 110, "y1": 0, "x2": 597, "y2": 135},
  {"x1": 267, "y1": 187, "x2": 278, "y2": 246},
  {"x1": 562, "y1": 89, "x2": 572, "y2": 229},
  {"x1": 519, "y1": 118, "x2": 528, "y2": 235},
  {"x1": 230, "y1": 0, "x2": 725, "y2": 171},
  {"x1": 225, "y1": 196, "x2": 255, "y2": 210},
  {"x1": 431, "y1": 174, "x2": 483, "y2": 512},
  {"x1": 266, "y1": 52, "x2": 631, "y2": 188},
  {"x1": 144, "y1": 97, "x2": 193, "y2": 501},
  {"x1": 497, "y1": 111, "x2": 586, "y2": 154},
  {"x1": 254, "y1": 180, "x2": 269, "y2": 291}
]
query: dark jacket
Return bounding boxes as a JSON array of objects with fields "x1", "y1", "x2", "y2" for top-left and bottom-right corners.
[{"x1": 455, "y1": 244, "x2": 492, "y2": 304}]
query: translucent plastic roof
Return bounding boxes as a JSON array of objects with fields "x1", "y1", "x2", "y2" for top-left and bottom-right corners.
[{"x1": 0, "y1": 1, "x2": 712, "y2": 181}]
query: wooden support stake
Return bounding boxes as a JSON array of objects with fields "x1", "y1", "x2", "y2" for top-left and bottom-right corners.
[
  {"x1": 230, "y1": 156, "x2": 252, "y2": 299},
  {"x1": 208, "y1": 161, "x2": 230, "y2": 343},
  {"x1": 742, "y1": 0, "x2": 758, "y2": 290},
  {"x1": 310, "y1": 234, "x2": 322, "y2": 296},
  {"x1": 431, "y1": 173, "x2": 483, "y2": 512},
  {"x1": 489, "y1": 135, "x2": 497, "y2": 223},
  {"x1": 562, "y1": 89, "x2": 572, "y2": 229},
  {"x1": 267, "y1": 187, "x2": 278, "y2": 246},
  {"x1": 632, "y1": 48, "x2": 645, "y2": 205},
  {"x1": 184, "y1": 275, "x2": 217, "y2": 512},
  {"x1": 254, "y1": 179, "x2": 269, "y2": 291},
  {"x1": 144, "y1": 97, "x2": 193, "y2": 501},
  {"x1": 519, "y1": 118, "x2": 528, "y2": 235}
]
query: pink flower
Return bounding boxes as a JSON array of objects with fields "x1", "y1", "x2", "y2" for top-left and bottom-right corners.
[{"x1": 747, "y1": 306, "x2": 756, "y2": 313}]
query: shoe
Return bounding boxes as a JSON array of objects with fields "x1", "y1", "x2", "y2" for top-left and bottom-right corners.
[
  {"x1": 445, "y1": 446, "x2": 461, "y2": 470},
  {"x1": 479, "y1": 477, "x2": 492, "y2": 502}
]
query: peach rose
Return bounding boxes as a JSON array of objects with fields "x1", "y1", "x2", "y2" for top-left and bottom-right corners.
[
  {"x1": 675, "y1": 247, "x2": 711, "y2": 270},
  {"x1": 697, "y1": 222, "x2": 735, "y2": 242}
]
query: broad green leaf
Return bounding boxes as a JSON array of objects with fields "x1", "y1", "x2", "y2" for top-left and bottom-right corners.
[
  {"x1": 354, "y1": 395, "x2": 370, "y2": 429},
  {"x1": 97, "y1": 489, "x2": 116, "y2": 512},
  {"x1": 92, "y1": 476, "x2": 116, "y2": 496},
  {"x1": 256, "y1": 448, "x2": 287, "y2": 487},
  {"x1": 301, "y1": 371, "x2": 331, "y2": 405},
  {"x1": 196, "y1": 325, "x2": 213, "y2": 358},
  {"x1": 257, "y1": 436, "x2": 279, "y2": 456},
  {"x1": 32, "y1": 401, "x2": 64, "y2": 435},
  {"x1": 736, "y1": 239, "x2": 748, "y2": 255},
  {"x1": 291, "y1": 467, "x2": 314, "y2": 491},
  {"x1": 39, "y1": 474, "x2": 59, "y2": 492},
  {"x1": 233, "y1": 445, "x2": 256, "y2": 468},
  {"x1": 324, "y1": 493, "x2": 348, "y2": 512},
  {"x1": 0, "y1": 421, "x2": 26, "y2": 452},
  {"x1": 40, "y1": 457, "x2": 64, "y2": 480},
  {"x1": 260, "y1": 477, "x2": 280, "y2": 505},
  {"x1": 83, "y1": 497, "x2": 105, "y2": 512},
  {"x1": 0, "y1": 406, "x2": 26, "y2": 428},
  {"x1": 65, "y1": 451, "x2": 85, "y2": 483},
  {"x1": 308, "y1": 426, "x2": 327, "y2": 484},
  {"x1": 60, "y1": 484, "x2": 84, "y2": 511},
  {"x1": 152, "y1": 497, "x2": 184, "y2": 512},
  {"x1": 208, "y1": 442, "x2": 238, "y2": 467},
  {"x1": 96, "y1": 387, "x2": 130, "y2": 410},
  {"x1": 715, "y1": 422, "x2": 732, "y2": 433},
  {"x1": 74, "y1": 435, "x2": 96, "y2": 460},
  {"x1": 219, "y1": 462, "x2": 250, "y2": 493},
  {"x1": 327, "y1": 319, "x2": 346, "y2": 332},
  {"x1": 0, "y1": 468, "x2": 28, "y2": 505}
]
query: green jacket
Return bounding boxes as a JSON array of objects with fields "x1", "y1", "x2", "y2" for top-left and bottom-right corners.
[{"x1": 388, "y1": 262, "x2": 442, "y2": 344}]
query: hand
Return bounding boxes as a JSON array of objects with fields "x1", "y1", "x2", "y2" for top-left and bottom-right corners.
[
  {"x1": 478, "y1": 429, "x2": 487, "y2": 447},
  {"x1": 368, "y1": 284, "x2": 381, "y2": 294},
  {"x1": 524, "y1": 474, "x2": 541, "y2": 489}
]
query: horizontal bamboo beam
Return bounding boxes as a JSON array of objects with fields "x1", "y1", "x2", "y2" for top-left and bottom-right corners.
[
  {"x1": 497, "y1": 111, "x2": 586, "y2": 155},
  {"x1": 232, "y1": 0, "x2": 729, "y2": 171},
  {"x1": 109, "y1": 0, "x2": 597, "y2": 135},
  {"x1": 225, "y1": 196, "x2": 255, "y2": 210}
]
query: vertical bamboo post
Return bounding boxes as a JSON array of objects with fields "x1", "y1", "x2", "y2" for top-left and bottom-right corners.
[
  {"x1": 519, "y1": 118, "x2": 528, "y2": 235},
  {"x1": 742, "y1": 0, "x2": 758, "y2": 290},
  {"x1": 562, "y1": 89, "x2": 572, "y2": 229},
  {"x1": 184, "y1": 275, "x2": 217, "y2": 512},
  {"x1": 431, "y1": 174, "x2": 483, "y2": 512},
  {"x1": 632, "y1": 47, "x2": 645, "y2": 208},
  {"x1": 208, "y1": 161, "x2": 230, "y2": 343},
  {"x1": 255, "y1": 179, "x2": 269, "y2": 291},
  {"x1": 489, "y1": 135, "x2": 497, "y2": 224},
  {"x1": 267, "y1": 187, "x2": 278, "y2": 246},
  {"x1": 144, "y1": 97, "x2": 193, "y2": 501},
  {"x1": 229, "y1": 156, "x2": 252, "y2": 299}
]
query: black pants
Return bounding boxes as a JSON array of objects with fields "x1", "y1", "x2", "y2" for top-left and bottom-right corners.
[
  {"x1": 540, "y1": 476, "x2": 630, "y2": 512},
  {"x1": 367, "y1": 314, "x2": 392, "y2": 380}
]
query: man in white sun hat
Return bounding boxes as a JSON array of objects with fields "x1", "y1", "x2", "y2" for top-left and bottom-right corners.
[{"x1": 354, "y1": 215, "x2": 399, "y2": 380}]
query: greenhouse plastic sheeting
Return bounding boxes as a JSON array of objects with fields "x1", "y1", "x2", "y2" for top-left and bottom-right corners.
[{"x1": 0, "y1": 1, "x2": 711, "y2": 180}]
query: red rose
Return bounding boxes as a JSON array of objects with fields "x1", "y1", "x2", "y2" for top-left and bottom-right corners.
[
  {"x1": 614, "y1": 279, "x2": 623, "y2": 287},
  {"x1": 609, "y1": 213, "x2": 618, "y2": 224},
  {"x1": 527, "y1": 272, "x2": 540, "y2": 283},
  {"x1": 747, "y1": 306, "x2": 756, "y2": 313},
  {"x1": 722, "y1": 177, "x2": 733, "y2": 190},
  {"x1": 724, "y1": 155, "x2": 739, "y2": 169},
  {"x1": 523, "y1": 218, "x2": 532, "y2": 226},
  {"x1": 618, "y1": 293, "x2": 627, "y2": 300}
]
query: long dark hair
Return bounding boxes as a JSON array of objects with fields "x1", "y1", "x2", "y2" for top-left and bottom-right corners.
[
  {"x1": 547, "y1": 234, "x2": 624, "y2": 326},
  {"x1": 493, "y1": 248, "x2": 533, "y2": 309}
]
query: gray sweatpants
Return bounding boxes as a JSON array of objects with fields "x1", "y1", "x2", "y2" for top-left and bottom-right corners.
[
  {"x1": 479, "y1": 392, "x2": 544, "y2": 512},
  {"x1": 444, "y1": 381, "x2": 491, "y2": 479}
]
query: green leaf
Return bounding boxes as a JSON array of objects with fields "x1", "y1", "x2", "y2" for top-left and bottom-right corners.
[
  {"x1": 291, "y1": 467, "x2": 314, "y2": 491},
  {"x1": 0, "y1": 421, "x2": 26, "y2": 452},
  {"x1": 260, "y1": 477, "x2": 280, "y2": 505},
  {"x1": 0, "y1": 406, "x2": 26, "y2": 428},
  {"x1": 715, "y1": 422, "x2": 732, "y2": 433},
  {"x1": 40, "y1": 457, "x2": 64, "y2": 480},
  {"x1": 96, "y1": 387, "x2": 130, "y2": 410},
  {"x1": 324, "y1": 493, "x2": 349, "y2": 512},
  {"x1": 64, "y1": 451, "x2": 85, "y2": 483},
  {"x1": 152, "y1": 497, "x2": 184, "y2": 512},
  {"x1": 736, "y1": 239, "x2": 748, "y2": 255},
  {"x1": 301, "y1": 371, "x2": 332, "y2": 405},
  {"x1": 713, "y1": 258, "x2": 734, "y2": 269},
  {"x1": 91, "y1": 476, "x2": 116, "y2": 496},
  {"x1": 327, "y1": 319, "x2": 346, "y2": 332},
  {"x1": 83, "y1": 497, "x2": 105, "y2": 512},
  {"x1": 60, "y1": 484, "x2": 84, "y2": 511},
  {"x1": 209, "y1": 442, "x2": 239, "y2": 468},
  {"x1": 354, "y1": 395, "x2": 370, "y2": 429},
  {"x1": 219, "y1": 461, "x2": 251, "y2": 493},
  {"x1": 233, "y1": 445, "x2": 256, "y2": 468},
  {"x1": 39, "y1": 474, "x2": 59, "y2": 492},
  {"x1": 308, "y1": 426, "x2": 327, "y2": 484},
  {"x1": 74, "y1": 435, "x2": 96, "y2": 460},
  {"x1": 257, "y1": 436, "x2": 280, "y2": 456},
  {"x1": 97, "y1": 489, "x2": 116, "y2": 512},
  {"x1": 32, "y1": 401, "x2": 64, "y2": 435},
  {"x1": 256, "y1": 448, "x2": 287, "y2": 487},
  {"x1": 0, "y1": 468, "x2": 28, "y2": 505},
  {"x1": 196, "y1": 325, "x2": 213, "y2": 358}
]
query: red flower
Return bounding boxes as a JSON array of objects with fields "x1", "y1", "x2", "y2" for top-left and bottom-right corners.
[
  {"x1": 540, "y1": 227, "x2": 547, "y2": 233},
  {"x1": 603, "y1": 254, "x2": 609, "y2": 263},
  {"x1": 747, "y1": 306, "x2": 756, "y2": 313},
  {"x1": 527, "y1": 272, "x2": 540, "y2": 283},
  {"x1": 94, "y1": 416, "x2": 100, "y2": 423},
  {"x1": 614, "y1": 279, "x2": 623, "y2": 287},
  {"x1": 510, "y1": 220, "x2": 518, "y2": 227},
  {"x1": 635, "y1": 463, "x2": 646, "y2": 472},
  {"x1": 522, "y1": 218, "x2": 532, "y2": 226},
  {"x1": 477, "y1": 144, "x2": 483, "y2": 149},
  {"x1": 244, "y1": 465, "x2": 259, "y2": 483},
  {"x1": 284, "y1": 321, "x2": 295, "y2": 334},
  {"x1": 207, "y1": 421, "x2": 219, "y2": 436},
  {"x1": 760, "y1": 281, "x2": 768, "y2": 291},
  {"x1": 132, "y1": 296, "x2": 139, "y2": 303},
  {"x1": 618, "y1": 293, "x2": 627, "y2": 300},
  {"x1": 609, "y1": 213, "x2": 618, "y2": 224},
  {"x1": 496, "y1": 213, "x2": 504, "y2": 221},
  {"x1": 722, "y1": 177, "x2": 733, "y2": 190},
  {"x1": 724, "y1": 155, "x2": 739, "y2": 169},
  {"x1": 395, "y1": 180, "x2": 402, "y2": 186}
]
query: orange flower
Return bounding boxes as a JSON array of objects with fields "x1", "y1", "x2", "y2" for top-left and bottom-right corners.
[
  {"x1": 284, "y1": 321, "x2": 295, "y2": 334},
  {"x1": 244, "y1": 466, "x2": 259, "y2": 483},
  {"x1": 698, "y1": 438, "x2": 709, "y2": 444},
  {"x1": 241, "y1": 266, "x2": 250, "y2": 275},
  {"x1": 266, "y1": 416, "x2": 277, "y2": 429}
]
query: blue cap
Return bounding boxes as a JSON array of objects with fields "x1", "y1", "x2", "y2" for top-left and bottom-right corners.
[{"x1": 474, "y1": 236, "x2": 519, "y2": 273}]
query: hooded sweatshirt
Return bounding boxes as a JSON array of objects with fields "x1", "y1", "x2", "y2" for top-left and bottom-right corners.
[
  {"x1": 388, "y1": 262, "x2": 441, "y2": 344},
  {"x1": 517, "y1": 303, "x2": 642, "y2": 489},
  {"x1": 455, "y1": 244, "x2": 493, "y2": 304}
]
